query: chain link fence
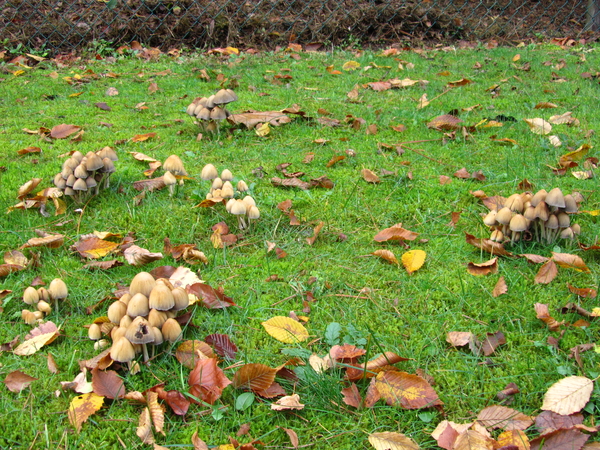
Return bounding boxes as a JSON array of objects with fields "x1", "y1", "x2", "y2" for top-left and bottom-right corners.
[{"x1": 1, "y1": 0, "x2": 597, "y2": 55}]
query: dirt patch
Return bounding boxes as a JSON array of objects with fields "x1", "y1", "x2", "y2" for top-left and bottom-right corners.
[{"x1": 0, "y1": 0, "x2": 595, "y2": 54}]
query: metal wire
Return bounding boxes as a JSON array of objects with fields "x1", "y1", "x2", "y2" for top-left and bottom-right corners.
[{"x1": 0, "y1": 0, "x2": 594, "y2": 55}]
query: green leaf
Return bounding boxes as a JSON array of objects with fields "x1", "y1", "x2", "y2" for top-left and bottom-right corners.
[
  {"x1": 106, "y1": 0, "x2": 118, "y2": 9},
  {"x1": 235, "y1": 392, "x2": 255, "y2": 411},
  {"x1": 325, "y1": 322, "x2": 342, "y2": 346}
]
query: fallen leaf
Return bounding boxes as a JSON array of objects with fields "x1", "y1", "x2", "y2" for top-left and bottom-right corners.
[
  {"x1": 375, "y1": 370, "x2": 440, "y2": 409},
  {"x1": 262, "y1": 316, "x2": 309, "y2": 343},
  {"x1": 229, "y1": 111, "x2": 292, "y2": 129},
  {"x1": 477, "y1": 405, "x2": 533, "y2": 431},
  {"x1": 72, "y1": 237, "x2": 119, "y2": 259},
  {"x1": 361, "y1": 169, "x2": 380, "y2": 183},
  {"x1": 3, "y1": 370, "x2": 37, "y2": 393},
  {"x1": 427, "y1": 115, "x2": 463, "y2": 131},
  {"x1": 492, "y1": 276, "x2": 507, "y2": 297},
  {"x1": 20, "y1": 233, "x2": 64, "y2": 250},
  {"x1": 82, "y1": 260, "x2": 124, "y2": 270},
  {"x1": 271, "y1": 393, "x2": 304, "y2": 410},
  {"x1": 535, "y1": 260, "x2": 559, "y2": 284},
  {"x1": 374, "y1": 224, "x2": 418, "y2": 242},
  {"x1": 446, "y1": 332, "x2": 477, "y2": 348},
  {"x1": 14, "y1": 321, "x2": 60, "y2": 356},
  {"x1": 282, "y1": 427, "x2": 299, "y2": 448},
  {"x1": 453, "y1": 430, "x2": 494, "y2": 450},
  {"x1": 124, "y1": 245, "x2": 163, "y2": 266},
  {"x1": 326, "y1": 155, "x2": 345, "y2": 168},
  {"x1": 467, "y1": 258, "x2": 498, "y2": 276},
  {"x1": 132, "y1": 132, "x2": 157, "y2": 142},
  {"x1": 188, "y1": 358, "x2": 232, "y2": 405},
  {"x1": 187, "y1": 283, "x2": 236, "y2": 309},
  {"x1": 465, "y1": 233, "x2": 513, "y2": 257},
  {"x1": 552, "y1": 252, "x2": 590, "y2": 273},
  {"x1": 567, "y1": 284, "x2": 597, "y2": 299},
  {"x1": 233, "y1": 363, "x2": 277, "y2": 392},
  {"x1": 175, "y1": 340, "x2": 215, "y2": 369},
  {"x1": 402, "y1": 250, "x2": 426, "y2": 274},
  {"x1": 205, "y1": 333, "x2": 238, "y2": 359},
  {"x1": 341, "y1": 383, "x2": 362, "y2": 408},
  {"x1": 68, "y1": 393, "x2": 104, "y2": 433},
  {"x1": 306, "y1": 222, "x2": 324, "y2": 245},
  {"x1": 136, "y1": 407, "x2": 154, "y2": 444},
  {"x1": 368, "y1": 431, "x2": 420, "y2": 450},
  {"x1": 534, "y1": 303, "x2": 563, "y2": 331},
  {"x1": 50, "y1": 124, "x2": 81, "y2": 139},
  {"x1": 524, "y1": 118, "x2": 552, "y2": 135},
  {"x1": 373, "y1": 249, "x2": 399, "y2": 265},
  {"x1": 530, "y1": 428, "x2": 588, "y2": 450},
  {"x1": 541, "y1": 376, "x2": 594, "y2": 415},
  {"x1": 91, "y1": 368, "x2": 125, "y2": 399}
]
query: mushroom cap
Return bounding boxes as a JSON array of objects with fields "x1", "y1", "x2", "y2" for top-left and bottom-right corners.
[
  {"x1": 186, "y1": 102, "x2": 198, "y2": 116},
  {"x1": 509, "y1": 214, "x2": 528, "y2": 232},
  {"x1": 85, "y1": 153, "x2": 104, "y2": 172},
  {"x1": 201, "y1": 164, "x2": 218, "y2": 180},
  {"x1": 556, "y1": 212, "x2": 570, "y2": 228},
  {"x1": 171, "y1": 287, "x2": 189, "y2": 311},
  {"x1": 101, "y1": 158, "x2": 116, "y2": 174},
  {"x1": 120, "y1": 315, "x2": 133, "y2": 328},
  {"x1": 119, "y1": 293, "x2": 132, "y2": 306},
  {"x1": 196, "y1": 107, "x2": 212, "y2": 121},
  {"x1": 108, "y1": 300, "x2": 128, "y2": 324},
  {"x1": 546, "y1": 214, "x2": 559, "y2": 230},
  {"x1": 211, "y1": 177, "x2": 223, "y2": 190},
  {"x1": 111, "y1": 326, "x2": 127, "y2": 342},
  {"x1": 221, "y1": 169, "x2": 233, "y2": 182},
  {"x1": 125, "y1": 316, "x2": 155, "y2": 344},
  {"x1": 88, "y1": 323, "x2": 102, "y2": 340},
  {"x1": 94, "y1": 339, "x2": 110, "y2": 351},
  {"x1": 37, "y1": 287, "x2": 50, "y2": 301},
  {"x1": 546, "y1": 188, "x2": 565, "y2": 208},
  {"x1": 151, "y1": 327, "x2": 164, "y2": 346},
  {"x1": 213, "y1": 89, "x2": 238, "y2": 105},
  {"x1": 523, "y1": 205, "x2": 536, "y2": 221},
  {"x1": 248, "y1": 205, "x2": 260, "y2": 220},
  {"x1": 37, "y1": 300, "x2": 52, "y2": 315},
  {"x1": 73, "y1": 177, "x2": 88, "y2": 191},
  {"x1": 530, "y1": 189, "x2": 547, "y2": 207},
  {"x1": 490, "y1": 230, "x2": 504, "y2": 242},
  {"x1": 71, "y1": 151, "x2": 84, "y2": 163},
  {"x1": 204, "y1": 95, "x2": 216, "y2": 109},
  {"x1": 148, "y1": 308, "x2": 168, "y2": 328},
  {"x1": 225, "y1": 198, "x2": 236, "y2": 213},
  {"x1": 161, "y1": 318, "x2": 182, "y2": 343},
  {"x1": 482, "y1": 210, "x2": 497, "y2": 227},
  {"x1": 533, "y1": 201, "x2": 550, "y2": 221},
  {"x1": 97, "y1": 147, "x2": 118, "y2": 161},
  {"x1": 48, "y1": 278, "x2": 68, "y2": 300},
  {"x1": 571, "y1": 223, "x2": 581, "y2": 235},
  {"x1": 236, "y1": 180, "x2": 249, "y2": 192},
  {"x1": 505, "y1": 194, "x2": 524, "y2": 213},
  {"x1": 495, "y1": 207, "x2": 513, "y2": 225},
  {"x1": 23, "y1": 286, "x2": 40, "y2": 305},
  {"x1": 63, "y1": 157, "x2": 79, "y2": 171},
  {"x1": 560, "y1": 227, "x2": 575, "y2": 239},
  {"x1": 210, "y1": 106, "x2": 227, "y2": 121},
  {"x1": 86, "y1": 176, "x2": 97, "y2": 189},
  {"x1": 230, "y1": 199, "x2": 247, "y2": 216},
  {"x1": 563, "y1": 194, "x2": 578, "y2": 213},
  {"x1": 221, "y1": 185, "x2": 235, "y2": 198},
  {"x1": 74, "y1": 164, "x2": 89, "y2": 179},
  {"x1": 163, "y1": 171, "x2": 177, "y2": 186},
  {"x1": 127, "y1": 293, "x2": 150, "y2": 318},
  {"x1": 149, "y1": 283, "x2": 175, "y2": 311},
  {"x1": 242, "y1": 195, "x2": 256, "y2": 208},
  {"x1": 163, "y1": 155, "x2": 187, "y2": 176},
  {"x1": 66, "y1": 174, "x2": 77, "y2": 187},
  {"x1": 110, "y1": 337, "x2": 136, "y2": 363},
  {"x1": 129, "y1": 272, "x2": 156, "y2": 298},
  {"x1": 54, "y1": 173, "x2": 67, "y2": 189}
]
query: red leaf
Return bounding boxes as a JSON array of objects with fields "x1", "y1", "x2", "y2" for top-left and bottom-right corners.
[
  {"x1": 187, "y1": 283, "x2": 236, "y2": 308},
  {"x1": 91, "y1": 367, "x2": 126, "y2": 399},
  {"x1": 341, "y1": 383, "x2": 362, "y2": 408},
  {"x1": 205, "y1": 333, "x2": 238, "y2": 359},
  {"x1": 188, "y1": 358, "x2": 231, "y2": 405}
]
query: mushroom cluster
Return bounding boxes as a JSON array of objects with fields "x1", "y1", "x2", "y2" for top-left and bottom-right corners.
[
  {"x1": 185, "y1": 89, "x2": 238, "y2": 133},
  {"x1": 88, "y1": 272, "x2": 190, "y2": 368},
  {"x1": 200, "y1": 163, "x2": 260, "y2": 229},
  {"x1": 483, "y1": 188, "x2": 582, "y2": 244},
  {"x1": 53, "y1": 148, "x2": 118, "y2": 203},
  {"x1": 21, "y1": 278, "x2": 68, "y2": 324},
  {"x1": 162, "y1": 154, "x2": 187, "y2": 196}
]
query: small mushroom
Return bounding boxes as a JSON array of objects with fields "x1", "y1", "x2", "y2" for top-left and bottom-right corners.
[
  {"x1": 149, "y1": 283, "x2": 175, "y2": 311},
  {"x1": 221, "y1": 169, "x2": 233, "y2": 182},
  {"x1": 48, "y1": 278, "x2": 68, "y2": 312},
  {"x1": 129, "y1": 272, "x2": 156, "y2": 297},
  {"x1": 127, "y1": 293, "x2": 150, "y2": 318},
  {"x1": 509, "y1": 214, "x2": 528, "y2": 243},
  {"x1": 126, "y1": 316, "x2": 154, "y2": 362},
  {"x1": 163, "y1": 155, "x2": 187, "y2": 177},
  {"x1": 545, "y1": 188, "x2": 565, "y2": 210},
  {"x1": 164, "y1": 171, "x2": 177, "y2": 197},
  {"x1": 23, "y1": 286, "x2": 39, "y2": 305},
  {"x1": 88, "y1": 323, "x2": 102, "y2": 340},
  {"x1": 110, "y1": 336, "x2": 136, "y2": 366},
  {"x1": 236, "y1": 180, "x2": 249, "y2": 192},
  {"x1": 161, "y1": 318, "x2": 182, "y2": 343},
  {"x1": 230, "y1": 199, "x2": 248, "y2": 229},
  {"x1": 37, "y1": 300, "x2": 52, "y2": 315},
  {"x1": 108, "y1": 300, "x2": 128, "y2": 324},
  {"x1": 201, "y1": 164, "x2": 218, "y2": 181}
]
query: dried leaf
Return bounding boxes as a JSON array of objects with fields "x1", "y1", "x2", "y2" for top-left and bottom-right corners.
[
  {"x1": 192, "y1": 431, "x2": 209, "y2": 450},
  {"x1": 68, "y1": 393, "x2": 104, "y2": 433},
  {"x1": 132, "y1": 132, "x2": 157, "y2": 142},
  {"x1": 427, "y1": 115, "x2": 463, "y2": 131},
  {"x1": 271, "y1": 394, "x2": 304, "y2": 411},
  {"x1": 133, "y1": 177, "x2": 166, "y2": 192},
  {"x1": 477, "y1": 405, "x2": 533, "y2": 431},
  {"x1": 124, "y1": 245, "x2": 163, "y2": 266},
  {"x1": 3, "y1": 370, "x2": 37, "y2": 393},
  {"x1": 373, "y1": 249, "x2": 399, "y2": 265},
  {"x1": 552, "y1": 252, "x2": 590, "y2": 273},
  {"x1": 175, "y1": 340, "x2": 215, "y2": 369},
  {"x1": 228, "y1": 111, "x2": 292, "y2": 129},
  {"x1": 188, "y1": 358, "x2": 232, "y2": 405},
  {"x1": 82, "y1": 260, "x2": 124, "y2": 270},
  {"x1": 535, "y1": 260, "x2": 558, "y2": 284},
  {"x1": 567, "y1": 284, "x2": 597, "y2": 299},
  {"x1": 524, "y1": 118, "x2": 552, "y2": 135},
  {"x1": 205, "y1": 333, "x2": 238, "y2": 359},
  {"x1": 368, "y1": 432, "x2": 420, "y2": 450},
  {"x1": 282, "y1": 427, "x2": 299, "y2": 448},
  {"x1": 465, "y1": 233, "x2": 513, "y2": 257},
  {"x1": 187, "y1": 283, "x2": 236, "y2": 309},
  {"x1": 147, "y1": 391, "x2": 165, "y2": 435},
  {"x1": 20, "y1": 233, "x2": 64, "y2": 250},
  {"x1": 467, "y1": 258, "x2": 498, "y2": 276},
  {"x1": 452, "y1": 430, "x2": 494, "y2": 450},
  {"x1": 535, "y1": 303, "x2": 564, "y2": 331},
  {"x1": 50, "y1": 124, "x2": 81, "y2": 139},
  {"x1": 541, "y1": 376, "x2": 594, "y2": 415},
  {"x1": 374, "y1": 224, "x2": 418, "y2": 242},
  {"x1": 233, "y1": 363, "x2": 277, "y2": 392},
  {"x1": 481, "y1": 331, "x2": 506, "y2": 356},
  {"x1": 530, "y1": 428, "x2": 588, "y2": 450},
  {"x1": 306, "y1": 222, "x2": 324, "y2": 245},
  {"x1": 375, "y1": 370, "x2": 440, "y2": 409},
  {"x1": 136, "y1": 407, "x2": 154, "y2": 444},
  {"x1": 72, "y1": 237, "x2": 119, "y2": 259},
  {"x1": 341, "y1": 383, "x2": 362, "y2": 408},
  {"x1": 14, "y1": 322, "x2": 60, "y2": 356},
  {"x1": 535, "y1": 410, "x2": 583, "y2": 435},
  {"x1": 91, "y1": 368, "x2": 125, "y2": 399},
  {"x1": 262, "y1": 316, "x2": 309, "y2": 343},
  {"x1": 492, "y1": 276, "x2": 508, "y2": 297},
  {"x1": 361, "y1": 168, "x2": 380, "y2": 183},
  {"x1": 402, "y1": 250, "x2": 426, "y2": 274},
  {"x1": 446, "y1": 332, "x2": 477, "y2": 348}
]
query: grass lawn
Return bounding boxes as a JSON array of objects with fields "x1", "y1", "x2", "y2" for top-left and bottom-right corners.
[{"x1": 0, "y1": 41, "x2": 599, "y2": 449}]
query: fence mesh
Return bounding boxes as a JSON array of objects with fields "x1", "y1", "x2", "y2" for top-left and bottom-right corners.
[{"x1": 0, "y1": 0, "x2": 596, "y2": 55}]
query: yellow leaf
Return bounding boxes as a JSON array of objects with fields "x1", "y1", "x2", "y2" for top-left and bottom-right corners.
[
  {"x1": 559, "y1": 144, "x2": 591, "y2": 166},
  {"x1": 524, "y1": 118, "x2": 552, "y2": 135},
  {"x1": 13, "y1": 330, "x2": 60, "y2": 356},
  {"x1": 368, "y1": 432, "x2": 420, "y2": 450},
  {"x1": 402, "y1": 250, "x2": 426, "y2": 274},
  {"x1": 255, "y1": 122, "x2": 271, "y2": 137},
  {"x1": 582, "y1": 210, "x2": 600, "y2": 216},
  {"x1": 262, "y1": 316, "x2": 308, "y2": 343},
  {"x1": 13, "y1": 70, "x2": 25, "y2": 77},
  {"x1": 68, "y1": 393, "x2": 104, "y2": 433},
  {"x1": 342, "y1": 60, "x2": 360, "y2": 70}
]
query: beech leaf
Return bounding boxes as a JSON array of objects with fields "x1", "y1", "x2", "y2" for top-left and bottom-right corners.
[
  {"x1": 3, "y1": 370, "x2": 37, "y2": 393},
  {"x1": 402, "y1": 250, "x2": 426, "y2": 274},
  {"x1": 68, "y1": 393, "x2": 104, "y2": 433},
  {"x1": 368, "y1": 431, "x2": 420, "y2": 450},
  {"x1": 262, "y1": 316, "x2": 309, "y2": 343},
  {"x1": 541, "y1": 376, "x2": 594, "y2": 415}
]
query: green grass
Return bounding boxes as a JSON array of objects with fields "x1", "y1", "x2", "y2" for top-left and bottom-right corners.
[{"x1": 0, "y1": 42, "x2": 599, "y2": 449}]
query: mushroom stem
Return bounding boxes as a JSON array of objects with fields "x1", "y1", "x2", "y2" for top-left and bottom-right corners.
[
  {"x1": 54, "y1": 297, "x2": 59, "y2": 313},
  {"x1": 168, "y1": 184, "x2": 175, "y2": 197},
  {"x1": 238, "y1": 215, "x2": 247, "y2": 230},
  {"x1": 142, "y1": 343, "x2": 149, "y2": 362}
]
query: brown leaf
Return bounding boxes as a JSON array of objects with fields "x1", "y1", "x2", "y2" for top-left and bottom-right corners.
[
  {"x1": 552, "y1": 252, "x2": 590, "y2": 273},
  {"x1": 133, "y1": 176, "x2": 166, "y2": 192},
  {"x1": 68, "y1": 393, "x2": 104, "y2": 433},
  {"x1": 535, "y1": 303, "x2": 564, "y2": 331},
  {"x1": 345, "y1": 352, "x2": 409, "y2": 381},
  {"x1": 454, "y1": 168, "x2": 471, "y2": 178},
  {"x1": 427, "y1": 114, "x2": 463, "y2": 131},
  {"x1": 132, "y1": 132, "x2": 157, "y2": 142},
  {"x1": 535, "y1": 260, "x2": 558, "y2": 284},
  {"x1": 520, "y1": 254, "x2": 549, "y2": 264},
  {"x1": 3, "y1": 370, "x2": 37, "y2": 393},
  {"x1": 361, "y1": 168, "x2": 380, "y2": 183},
  {"x1": 368, "y1": 81, "x2": 392, "y2": 91},
  {"x1": 17, "y1": 146, "x2": 42, "y2": 155},
  {"x1": 341, "y1": 383, "x2": 362, "y2": 408},
  {"x1": 50, "y1": 124, "x2": 81, "y2": 139},
  {"x1": 188, "y1": 358, "x2": 232, "y2": 405},
  {"x1": 282, "y1": 427, "x2": 299, "y2": 449},
  {"x1": 192, "y1": 431, "x2": 209, "y2": 450},
  {"x1": 271, "y1": 393, "x2": 304, "y2": 410},
  {"x1": 306, "y1": 222, "x2": 324, "y2": 245},
  {"x1": 164, "y1": 390, "x2": 190, "y2": 416},
  {"x1": 567, "y1": 283, "x2": 597, "y2": 299},
  {"x1": 439, "y1": 175, "x2": 452, "y2": 185},
  {"x1": 123, "y1": 245, "x2": 163, "y2": 266},
  {"x1": 72, "y1": 237, "x2": 119, "y2": 259},
  {"x1": 271, "y1": 177, "x2": 310, "y2": 190},
  {"x1": 492, "y1": 276, "x2": 508, "y2": 297},
  {"x1": 137, "y1": 407, "x2": 154, "y2": 444},
  {"x1": 326, "y1": 155, "x2": 346, "y2": 167},
  {"x1": 374, "y1": 224, "x2": 418, "y2": 242},
  {"x1": 446, "y1": 331, "x2": 477, "y2": 348},
  {"x1": 47, "y1": 353, "x2": 60, "y2": 374},
  {"x1": 233, "y1": 363, "x2": 277, "y2": 392},
  {"x1": 497, "y1": 383, "x2": 520, "y2": 403},
  {"x1": 453, "y1": 430, "x2": 495, "y2": 450},
  {"x1": 373, "y1": 249, "x2": 399, "y2": 265},
  {"x1": 82, "y1": 260, "x2": 124, "y2": 270},
  {"x1": 375, "y1": 370, "x2": 440, "y2": 409},
  {"x1": 94, "y1": 102, "x2": 111, "y2": 111},
  {"x1": 20, "y1": 233, "x2": 64, "y2": 250},
  {"x1": 366, "y1": 124, "x2": 378, "y2": 135},
  {"x1": 205, "y1": 333, "x2": 238, "y2": 359},
  {"x1": 228, "y1": 111, "x2": 292, "y2": 129},
  {"x1": 465, "y1": 233, "x2": 513, "y2": 257},
  {"x1": 187, "y1": 283, "x2": 236, "y2": 309},
  {"x1": 447, "y1": 78, "x2": 472, "y2": 87},
  {"x1": 535, "y1": 410, "x2": 583, "y2": 435},
  {"x1": 530, "y1": 428, "x2": 588, "y2": 450},
  {"x1": 175, "y1": 340, "x2": 215, "y2": 369},
  {"x1": 91, "y1": 368, "x2": 125, "y2": 399},
  {"x1": 481, "y1": 331, "x2": 506, "y2": 356},
  {"x1": 467, "y1": 258, "x2": 498, "y2": 276}
]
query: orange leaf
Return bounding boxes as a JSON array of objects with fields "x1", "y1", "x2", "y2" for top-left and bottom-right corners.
[
  {"x1": 467, "y1": 258, "x2": 498, "y2": 276},
  {"x1": 232, "y1": 363, "x2": 277, "y2": 392},
  {"x1": 402, "y1": 250, "x2": 426, "y2": 274},
  {"x1": 552, "y1": 252, "x2": 590, "y2": 273},
  {"x1": 477, "y1": 405, "x2": 533, "y2": 431},
  {"x1": 306, "y1": 222, "x2": 324, "y2": 245},
  {"x1": 535, "y1": 303, "x2": 564, "y2": 331},
  {"x1": 91, "y1": 368, "x2": 125, "y2": 399},
  {"x1": 72, "y1": 236, "x2": 119, "y2": 259},
  {"x1": 131, "y1": 132, "x2": 157, "y2": 142},
  {"x1": 188, "y1": 358, "x2": 232, "y2": 405},
  {"x1": 50, "y1": 124, "x2": 82, "y2": 139},
  {"x1": 373, "y1": 249, "x2": 398, "y2": 265},
  {"x1": 465, "y1": 233, "x2": 513, "y2": 257},
  {"x1": 375, "y1": 370, "x2": 440, "y2": 409},
  {"x1": 326, "y1": 155, "x2": 346, "y2": 167},
  {"x1": 427, "y1": 114, "x2": 463, "y2": 131},
  {"x1": 374, "y1": 224, "x2": 418, "y2": 242},
  {"x1": 361, "y1": 169, "x2": 380, "y2": 183},
  {"x1": 68, "y1": 393, "x2": 104, "y2": 433},
  {"x1": 20, "y1": 233, "x2": 64, "y2": 250},
  {"x1": 567, "y1": 283, "x2": 597, "y2": 299},
  {"x1": 175, "y1": 340, "x2": 215, "y2": 369},
  {"x1": 535, "y1": 260, "x2": 558, "y2": 284},
  {"x1": 492, "y1": 276, "x2": 507, "y2": 297}
]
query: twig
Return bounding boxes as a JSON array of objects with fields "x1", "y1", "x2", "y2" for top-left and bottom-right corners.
[{"x1": 399, "y1": 144, "x2": 449, "y2": 165}]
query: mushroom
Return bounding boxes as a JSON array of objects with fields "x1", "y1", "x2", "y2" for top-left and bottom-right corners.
[
  {"x1": 545, "y1": 188, "x2": 565, "y2": 211},
  {"x1": 108, "y1": 300, "x2": 128, "y2": 324},
  {"x1": 236, "y1": 180, "x2": 249, "y2": 192},
  {"x1": 72, "y1": 177, "x2": 88, "y2": 203},
  {"x1": 94, "y1": 339, "x2": 110, "y2": 351},
  {"x1": 126, "y1": 316, "x2": 154, "y2": 362},
  {"x1": 23, "y1": 286, "x2": 39, "y2": 305},
  {"x1": 230, "y1": 199, "x2": 248, "y2": 229},
  {"x1": 530, "y1": 189, "x2": 547, "y2": 207},
  {"x1": 490, "y1": 230, "x2": 504, "y2": 242},
  {"x1": 495, "y1": 207, "x2": 513, "y2": 235},
  {"x1": 163, "y1": 155, "x2": 187, "y2": 177},
  {"x1": 164, "y1": 171, "x2": 177, "y2": 197},
  {"x1": 221, "y1": 169, "x2": 233, "y2": 182},
  {"x1": 129, "y1": 272, "x2": 156, "y2": 297},
  {"x1": 545, "y1": 214, "x2": 559, "y2": 243},
  {"x1": 97, "y1": 147, "x2": 118, "y2": 162},
  {"x1": 127, "y1": 293, "x2": 150, "y2": 318},
  {"x1": 504, "y1": 194, "x2": 524, "y2": 213},
  {"x1": 563, "y1": 194, "x2": 578, "y2": 213},
  {"x1": 100, "y1": 158, "x2": 116, "y2": 190},
  {"x1": 37, "y1": 300, "x2": 52, "y2": 315},
  {"x1": 482, "y1": 210, "x2": 497, "y2": 228},
  {"x1": 148, "y1": 283, "x2": 175, "y2": 311},
  {"x1": 74, "y1": 164, "x2": 89, "y2": 180},
  {"x1": 48, "y1": 278, "x2": 68, "y2": 312},
  {"x1": 161, "y1": 318, "x2": 182, "y2": 343},
  {"x1": 201, "y1": 164, "x2": 218, "y2": 181},
  {"x1": 148, "y1": 309, "x2": 168, "y2": 328},
  {"x1": 88, "y1": 323, "x2": 102, "y2": 340},
  {"x1": 509, "y1": 214, "x2": 527, "y2": 243},
  {"x1": 171, "y1": 287, "x2": 189, "y2": 311},
  {"x1": 213, "y1": 89, "x2": 238, "y2": 105},
  {"x1": 110, "y1": 336, "x2": 136, "y2": 367}
]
